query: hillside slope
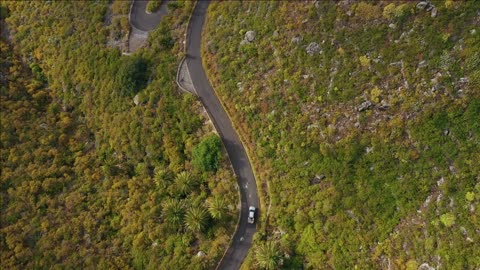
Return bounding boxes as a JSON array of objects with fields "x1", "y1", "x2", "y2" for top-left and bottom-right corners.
[
  {"x1": 203, "y1": 1, "x2": 480, "y2": 269},
  {"x1": 1, "y1": 1, "x2": 238, "y2": 269}
]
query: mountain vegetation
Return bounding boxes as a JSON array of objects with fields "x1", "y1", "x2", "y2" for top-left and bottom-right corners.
[
  {"x1": 0, "y1": 1, "x2": 238, "y2": 269},
  {"x1": 202, "y1": 1, "x2": 480, "y2": 269}
]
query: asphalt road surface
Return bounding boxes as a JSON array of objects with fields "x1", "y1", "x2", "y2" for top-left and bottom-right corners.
[
  {"x1": 129, "y1": 1, "x2": 259, "y2": 268},
  {"x1": 186, "y1": 1, "x2": 259, "y2": 269},
  {"x1": 130, "y1": 0, "x2": 170, "y2": 31}
]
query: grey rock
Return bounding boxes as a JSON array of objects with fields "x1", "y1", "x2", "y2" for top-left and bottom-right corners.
[
  {"x1": 291, "y1": 35, "x2": 303, "y2": 45},
  {"x1": 310, "y1": 174, "x2": 325, "y2": 185},
  {"x1": 306, "y1": 42, "x2": 321, "y2": 55},
  {"x1": 417, "y1": 1, "x2": 430, "y2": 10},
  {"x1": 389, "y1": 23, "x2": 396, "y2": 29},
  {"x1": 133, "y1": 94, "x2": 139, "y2": 106},
  {"x1": 418, "y1": 263, "x2": 436, "y2": 270},
  {"x1": 378, "y1": 101, "x2": 390, "y2": 111},
  {"x1": 358, "y1": 101, "x2": 373, "y2": 112},
  {"x1": 272, "y1": 30, "x2": 279, "y2": 38},
  {"x1": 196, "y1": 251, "x2": 206, "y2": 258},
  {"x1": 431, "y1": 7, "x2": 438, "y2": 17},
  {"x1": 40, "y1": 123, "x2": 48, "y2": 129},
  {"x1": 459, "y1": 77, "x2": 468, "y2": 84},
  {"x1": 240, "y1": 39, "x2": 249, "y2": 46},
  {"x1": 245, "y1": 30, "x2": 256, "y2": 42}
]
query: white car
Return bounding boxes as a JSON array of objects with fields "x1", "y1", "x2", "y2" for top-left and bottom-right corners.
[{"x1": 248, "y1": 206, "x2": 256, "y2": 224}]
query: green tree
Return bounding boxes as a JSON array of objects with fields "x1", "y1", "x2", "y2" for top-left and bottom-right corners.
[
  {"x1": 175, "y1": 171, "x2": 195, "y2": 196},
  {"x1": 116, "y1": 55, "x2": 148, "y2": 96},
  {"x1": 184, "y1": 206, "x2": 208, "y2": 233},
  {"x1": 162, "y1": 199, "x2": 185, "y2": 230},
  {"x1": 255, "y1": 241, "x2": 282, "y2": 270},
  {"x1": 207, "y1": 196, "x2": 227, "y2": 220},
  {"x1": 192, "y1": 134, "x2": 222, "y2": 172}
]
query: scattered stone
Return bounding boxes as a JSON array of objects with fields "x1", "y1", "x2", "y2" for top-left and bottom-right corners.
[
  {"x1": 418, "y1": 60, "x2": 428, "y2": 69},
  {"x1": 366, "y1": 147, "x2": 374, "y2": 154},
  {"x1": 431, "y1": 76, "x2": 440, "y2": 92},
  {"x1": 418, "y1": 263, "x2": 436, "y2": 270},
  {"x1": 240, "y1": 39, "x2": 249, "y2": 46},
  {"x1": 237, "y1": 82, "x2": 244, "y2": 92},
  {"x1": 306, "y1": 42, "x2": 321, "y2": 55},
  {"x1": 291, "y1": 35, "x2": 303, "y2": 45},
  {"x1": 459, "y1": 77, "x2": 468, "y2": 84},
  {"x1": 471, "y1": 29, "x2": 477, "y2": 35},
  {"x1": 245, "y1": 30, "x2": 256, "y2": 42},
  {"x1": 133, "y1": 94, "x2": 139, "y2": 106},
  {"x1": 378, "y1": 100, "x2": 390, "y2": 111},
  {"x1": 423, "y1": 195, "x2": 432, "y2": 208},
  {"x1": 272, "y1": 30, "x2": 279, "y2": 38},
  {"x1": 358, "y1": 100, "x2": 373, "y2": 112},
  {"x1": 302, "y1": 74, "x2": 310, "y2": 79},
  {"x1": 416, "y1": 2, "x2": 430, "y2": 10},
  {"x1": 196, "y1": 251, "x2": 206, "y2": 258},
  {"x1": 310, "y1": 174, "x2": 326, "y2": 185},
  {"x1": 437, "y1": 177, "x2": 445, "y2": 187},
  {"x1": 388, "y1": 23, "x2": 396, "y2": 29},
  {"x1": 417, "y1": 1, "x2": 437, "y2": 17},
  {"x1": 39, "y1": 123, "x2": 48, "y2": 129},
  {"x1": 443, "y1": 129, "x2": 450, "y2": 136}
]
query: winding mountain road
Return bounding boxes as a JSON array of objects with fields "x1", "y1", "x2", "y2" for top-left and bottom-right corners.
[
  {"x1": 130, "y1": 1, "x2": 259, "y2": 269},
  {"x1": 186, "y1": 1, "x2": 259, "y2": 269}
]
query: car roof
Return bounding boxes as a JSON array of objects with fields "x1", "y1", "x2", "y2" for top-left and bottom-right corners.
[{"x1": 249, "y1": 206, "x2": 255, "y2": 211}]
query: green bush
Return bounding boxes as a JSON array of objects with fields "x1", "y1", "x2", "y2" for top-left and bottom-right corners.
[
  {"x1": 192, "y1": 134, "x2": 222, "y2": 172},
  {"x1": 146, "y1": 0, "x2": 161, "y2": 14},
  {"x1": 116, "y1": 55, "x2": 148, "y2": 96}
]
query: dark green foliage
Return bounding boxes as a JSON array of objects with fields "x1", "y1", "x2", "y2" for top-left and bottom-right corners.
[
  {"x1": 255, "y1": 241, "x2": 283, "y2": 270},
  {"x1": 146, "y1": 0, "x2": 161, "y2": 14},
  {"x1": 185, "y1": 206, "x2": 209, "y2": 233},
  {"x1": 192, "y1": 134, "x2": 222, "y2": 172},
  {"x1": 116, "y1": 55, "x2": 148, "y2": 97}
]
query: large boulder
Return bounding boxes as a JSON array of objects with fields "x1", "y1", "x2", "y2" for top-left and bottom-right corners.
[{"x1": 245, "y1": 30, "x2": 256, "y2": 42}]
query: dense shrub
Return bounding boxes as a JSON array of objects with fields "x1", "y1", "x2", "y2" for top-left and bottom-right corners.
[
  {"x1": 146, "y1": 0, "x2": 161, "y2": 14},
  {"x1": 192, "y1": 134, "x2": 222, "y2": 172},
  {"x1": 116, "y1": 56, "x2": 148, "y2": 96}
]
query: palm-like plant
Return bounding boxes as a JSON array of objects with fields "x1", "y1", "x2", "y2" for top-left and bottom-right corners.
[
  {"x1": 175, "y1": 171, "x2": 195, "y2": 196},
  {"x1": 207, "y1": 196, "x2": 227, "y2": 220},
  {"x1": 255, "y1": 241, "x2": 282, "y2": 270},
  {"x1": 184, "y1": 206, "x2": 208, "y2": 233},
  {"x1": 162, "y1": 198, "x2": 185, "y2": 230}
]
